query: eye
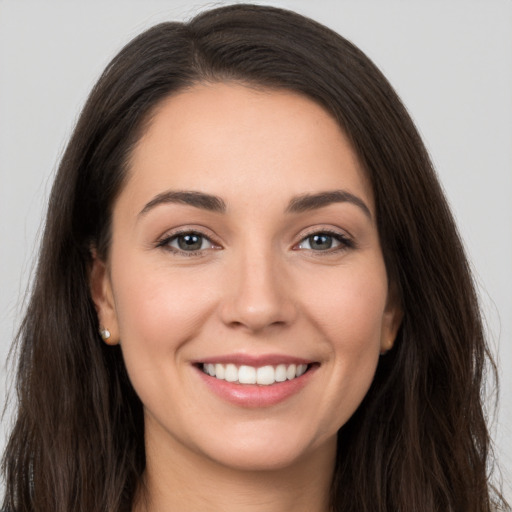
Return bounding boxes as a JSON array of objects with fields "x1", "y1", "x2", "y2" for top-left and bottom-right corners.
[
  {"x1": 158, "y1": 231, "x2": 217, "y2": 253},
  {"x1": 296, "y1": 231, "x2": 352, "y2": 252}
]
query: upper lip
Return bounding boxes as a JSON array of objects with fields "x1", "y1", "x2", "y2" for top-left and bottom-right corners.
[{"x1": 194, "y1": 354, "x2": 315, "y2": 367}]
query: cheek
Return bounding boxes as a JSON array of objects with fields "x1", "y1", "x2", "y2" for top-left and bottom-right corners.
[
  {"x1": 298, "y1": 261, "x2": 388, "y2": 419},
  {"x1": 303, "y1": 262, "x2": 388, "y2": 348},
  {"x1": 110, "y1": 257, "x2": 224, "y2": 418},
  {"x1": 110, "y1": 252, "x2": 219, "y2": 369}
]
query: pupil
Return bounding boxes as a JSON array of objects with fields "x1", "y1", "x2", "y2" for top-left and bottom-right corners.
[
  {"x1": 310, "y1": 234, "x2": 332, "y2": 250},
  {"x1": 178, "y1": 234, "x2": 202, "y2": 251}
]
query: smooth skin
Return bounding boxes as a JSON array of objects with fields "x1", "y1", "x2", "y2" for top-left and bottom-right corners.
[{"x1": 90, "y1": 82, "x2": 402, "y2": 512}]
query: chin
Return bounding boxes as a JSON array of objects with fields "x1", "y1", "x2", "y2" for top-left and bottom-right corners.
[
  {"x1": 208, "y1": 448, "x2": 310, "y2": 473},
  {"x1": 196, "y1": 427, "x2": 337, "y2": 473}
]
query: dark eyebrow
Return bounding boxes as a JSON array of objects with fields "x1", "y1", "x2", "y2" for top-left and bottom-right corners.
[
  {"x1": 139, "y1": 190, "x2": 226, "y2": 216},
  {"x1": 286, "y1": 190, "x2": 372, "y2": 220}
]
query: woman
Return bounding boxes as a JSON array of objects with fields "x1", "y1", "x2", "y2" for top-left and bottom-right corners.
[{"x1": 2, "y1": 4, "x2": 508, "y2": 511}]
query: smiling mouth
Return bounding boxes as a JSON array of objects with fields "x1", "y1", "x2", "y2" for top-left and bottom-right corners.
[{"x1": 199, "y1": 363, "x2": 312, "y2": 386}]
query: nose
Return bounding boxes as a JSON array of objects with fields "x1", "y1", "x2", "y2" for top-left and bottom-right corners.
[{"x1": 219, "y1": 247, "x2": 297, "y2": 333}]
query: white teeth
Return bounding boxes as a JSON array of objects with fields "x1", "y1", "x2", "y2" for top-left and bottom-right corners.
[
  {"x1": 286, "y1": 364, "x2": 296, "y2": 380},
  {"x1": 238, "y1": 365, "x2": 256, "y2": 384},
  {"x1": 215, "y1": 363, "x2": 225, "y2": 379},
  {"x1": 256, "y1": 365, "x2": 275, "y2": 386},
  {"x1": 296, "y1": 364, "x2": 307, "y2": 377},
  {"x1": 202, "y1": 362, "x2": 309, "y2": 385},
  {"x1": 225, "y1": 363, "x2": 238, "y2": 382},
  {"x1": 275, "y1": 364, "x2": 287, "y2": 382}
]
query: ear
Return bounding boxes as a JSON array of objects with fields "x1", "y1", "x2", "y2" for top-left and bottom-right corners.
[
  {"x1": 89, "y1": 249, "x2": 120, "y2": 345},
  {"x1": 380, "y1": 283, "x2": 403, "y2": 355}
]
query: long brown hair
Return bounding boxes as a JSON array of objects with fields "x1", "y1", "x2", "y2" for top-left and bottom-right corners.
[{"x1": 2, "y1": 4, "x2": 508, "y2": 511}]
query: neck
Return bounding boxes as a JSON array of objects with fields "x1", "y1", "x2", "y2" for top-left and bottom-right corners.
[{"x1": 133, "y1": 424, "x2": 336, "y2": 512}]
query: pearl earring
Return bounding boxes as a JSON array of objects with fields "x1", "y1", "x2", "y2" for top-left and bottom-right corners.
[{"x1": 99, "y1": 327, "x2": 111, "y2": 341}]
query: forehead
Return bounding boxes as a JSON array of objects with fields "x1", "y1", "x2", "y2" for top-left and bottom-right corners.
[{"x1": 122, "y1": 82, "x2": 373, "y2": 213}]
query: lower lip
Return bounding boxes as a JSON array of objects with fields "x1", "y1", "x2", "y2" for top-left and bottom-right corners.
[{"x1": 195, "y1": 366, "x2": 317, "y2": 408}]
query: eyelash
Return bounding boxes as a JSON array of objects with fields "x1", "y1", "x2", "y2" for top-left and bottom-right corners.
[
  {"x1": 156, "y1": 228, "x2": 354, "y2": 257},
  {"x1": 294, "y1": 229, "x2": 354, "y2": 254},
  {"x1": 156, "y1": 229, "x2": 219, "y2": 257}
]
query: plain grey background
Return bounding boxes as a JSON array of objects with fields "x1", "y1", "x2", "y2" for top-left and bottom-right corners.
[{"x1": 1, "y1": 0, "x2": 511, "y2": 501}]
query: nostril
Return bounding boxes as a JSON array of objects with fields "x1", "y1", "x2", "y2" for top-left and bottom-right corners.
[{"x1": 218, "y1": 280, "x2": 298, "y2": 332}]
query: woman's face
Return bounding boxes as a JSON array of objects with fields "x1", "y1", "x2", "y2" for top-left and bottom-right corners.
[{"x1": 91, "y1": 82, "x2": 401, "y2": 472}]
